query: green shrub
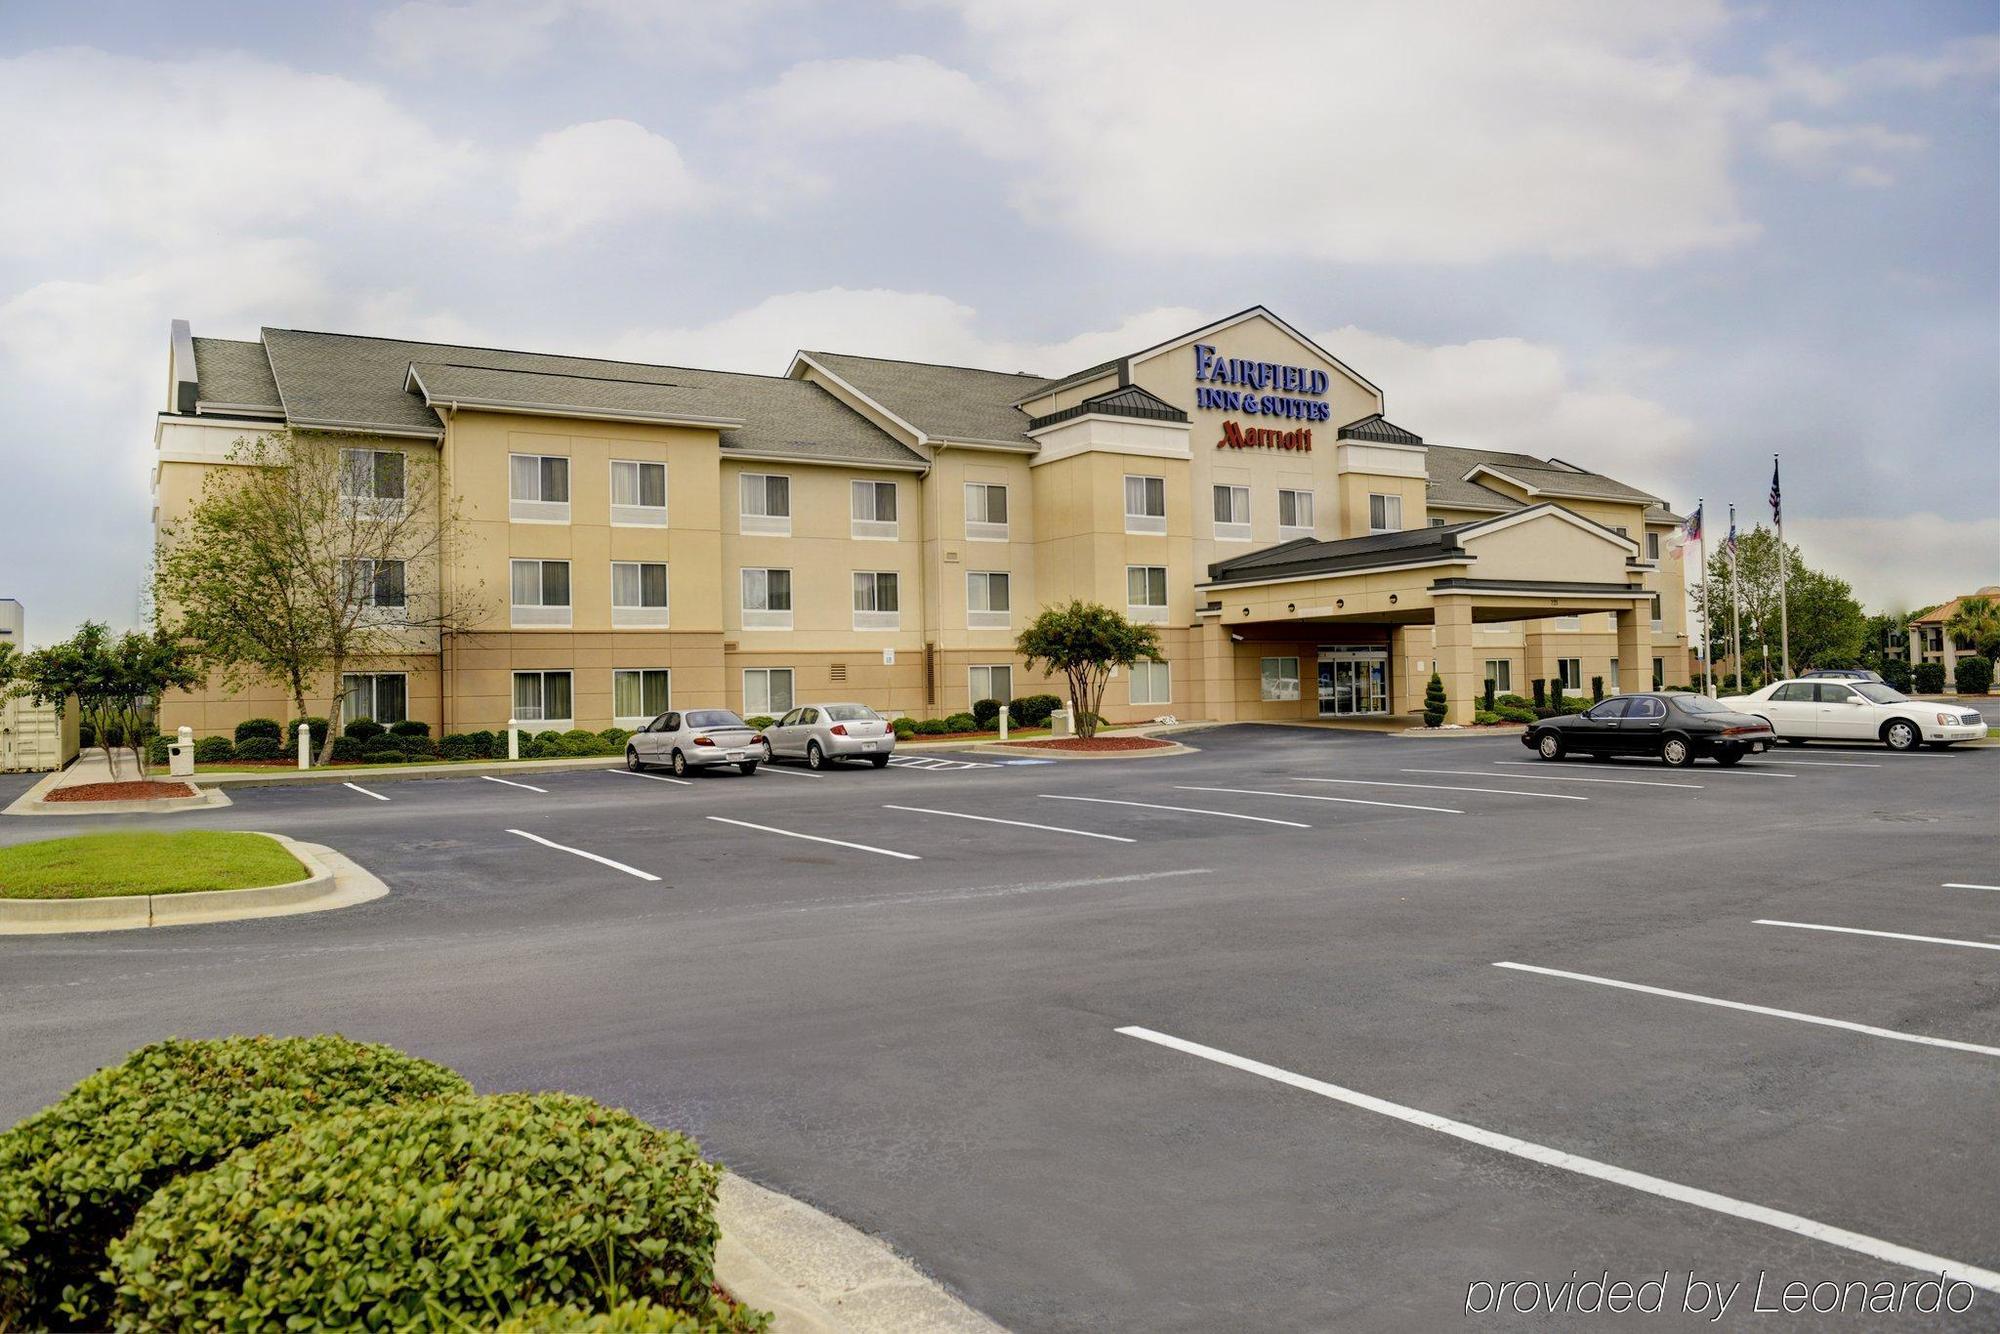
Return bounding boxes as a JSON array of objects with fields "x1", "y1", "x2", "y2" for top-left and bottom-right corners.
[
  {"x1": 1913, "y1": 662, "x2": 1945, "y2": 694},
  {"x1": 0, "y1": 1036, "x2": 467, "y2": 1328},
  {"x1": 1532, "y1": 680, "x2": 1547, "y2": 708},
  {"x1": 192, "y1": 735, "x2": 234, "y2": 764},
  {"x1": 890, "y1": 717, "x2": 916, "y2": 739},
  {"x1": 343, "y1": 718, "x2": 385, "y2": 742},
  {"x1": 1473, "y1": 709, "x2": 1501, "y2": 725},
  {"x1": 1482, "y1": 679, "x2": 1496, "y2": 712},
  {"x1": 286, "y1": 716, "x2": 329, "y2": 750},
  {"x1": 108, "y1": 1093, "x2": 750, "y2": 1333},
  {"x1": 1496, "y1": 693, "x2": 1533, "y2": 711},
  {"x1": 743, "y1": 716, "x2": 775, "y2": 730},
  {"x1": 971, "y1": 698, "x2": 1002, "y2": 728},
  {"x1": 439, "y1": 732, "x2": 478, "y2": 760},
  {"x1": 943, "y1": 712, "x2": 979, "y2": 733},
  {"x1": 233, "y1": 718, "x2": 282, "y2": 744},
  {"x1": 1495, "y1": 704, "x2": 1537, "y2": 724},
  {"x1": 1881, "y1": 658, "x2": 1912, "y2": 691},
  {"x1": 395, "y1": 734, "x2": 441, "y2": 760},
  {"x1": 231, "y1": 736, "x2": 284, "y2": 762},
  {"x1": 598, "y1": 727, "x2": 632, "y2": 747},
  {"x1": 330, "y1": 736, "x2": 364, "y2": 763},
  {"x1": 1590, "y1": 675, "x2": 1604, "y2": 702},
  {"x1": 913, "y1": 718, "x2": 948, "y2": 736},
  {"x1": 146, "y1": 736, "x2": 171, "y2": 766},
  {"x1": 389, "y1": 719, "x2": 430, "y2": 737},
  {"x1": 76, "y1": 721, "x2": 95, "y2": 748},
  {"x1": 468, "y1": 729, "x2": 499, "y2": 759},
  {"x1": 499, "y1": 1296, "x2": 766, "y2": 1331},
  {"x1": 556, "y1": 728, "x2": 614, "y2": 757},
  {"x1": 1952, "y1": 655, "x2": 1993, "y2": 695},
  {"x1": 1422, "y1": 672, "x2": 1447, "y2": 728},
  {"x1": 361, "y1": 742, "x2": 406, "y2": 764},
  {"x1": 1008, "y1": 694, "x2": 1061, "y2": 727}
]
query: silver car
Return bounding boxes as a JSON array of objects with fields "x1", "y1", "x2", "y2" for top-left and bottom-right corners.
[
  {"x1": 627, "y1": 708, "x2": 764, "y2": 776},
  {"x1": 760, "y1": 702, "x2": 895, "y2": 769}
]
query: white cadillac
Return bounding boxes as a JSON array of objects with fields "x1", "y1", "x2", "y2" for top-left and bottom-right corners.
[{"x1": 1719, "y1": 679, "x2": 1986, "y2": 751}]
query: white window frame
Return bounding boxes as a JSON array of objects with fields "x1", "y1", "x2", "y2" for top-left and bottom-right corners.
[
  {"x1": 743, "y1": 667, "x2": 794, "y2": 716},
  {"x1": 1126, "y1": 565, "x2": 1168, "y2": 623},
  {"x1": 1212, "y1": 484, "x2": 1250, "y2": 543},
  {"x1": 740, "y1": 567, "x2": 793, "y2": 630},
  {"x1": 345, "y1": 557, "x2": 407, "y2": 612},
  {"x1": 341, "y1": 672, "x2": 407, "y2": 726},
  {"x1": 509, "y1": 453, "x2": 571, "y2": 524},
  {"x1": 1482, "y1": 659, "x2": 1513, "y2": 693},
  {"x1": 850, "y1": 480, "x2": 898, "y2": 540},
  {"x1": 613, "y1": 668, "x2": 671, "y2": 727},
  {"x1": 611, "y1": 561, "x2": 669, "y2": 628},
  {"x1": 1261, "y1": 656, "x2": 1301, "y2": 702},
  {"x1": 1646, "y1": 531, "x2": 1661, "y2": 560},
  {"x1": 510, "y1": 558, "x2": 571, "y2": 628},
  {"x1": 1649, "y1": 593, "x2": 1663, "y2": 633},
  {"x1": 853, "y1": 570, "x2": 900, "y2": 631},
  {"x1": 339, "y1": 448, "x2": 405, "y2": 518},
  {"x1": 1278, "y1": 488, "x2": 1314, "y2": 537},
  {"x1": 1129, "y1": 659, "x2": 1171, "y2": 707},
  {"x1": 1557, "y1": 658, "x2": 1583, "y2": 692},
  {"x1": 740, "y1": 473, "x2": 791, "y2": 535},
  {"x1": 512, "y1": 670, "x2": 573, "y2": 727},
  {"x1": 1124, "y1": 474, "x2": 1166, "y2": 535},
  {"x1": 1368, "y1": 493, "x2": 1402, "y2": 534},
  {"x1": 967, "y1": 571, "x2": 1011, "y2": 629},
  {"x1": 609, "y1": 459, "x2": 668, "y2": 527},
  {"x1": 964, "y1": 482, "x2": 1009, "y2": 542},
  {"x1": 969, "y1": 664, "x2": 1012, "y2": 708}
]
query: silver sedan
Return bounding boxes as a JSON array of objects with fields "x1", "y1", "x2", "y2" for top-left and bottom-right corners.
[
  {"x1": 627, "y1": 709, "x2": 764, "y2": 776},
  {"x1": 760, "y1": 702, "x2": 896, "y2": 769}
]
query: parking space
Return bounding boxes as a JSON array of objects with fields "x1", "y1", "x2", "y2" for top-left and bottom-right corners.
[{"x1": 1, "y1": 724, "x2": 1993, "y2": 1329}]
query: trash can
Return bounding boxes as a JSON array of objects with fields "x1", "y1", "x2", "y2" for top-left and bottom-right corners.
[{"x1": 168, "y1": 725, "x2": 195, "y2": 778}]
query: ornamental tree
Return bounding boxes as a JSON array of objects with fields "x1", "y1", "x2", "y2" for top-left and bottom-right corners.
[
  {"x1": 11, "y1": 622, "x2": 200, "y2": 779},
  {"x1": 1422, "y1": 672, "x2": 1447, "y2": 728},
  {"x1": 1014, "y1": 600, "x2": 1164, "y2": 740}
]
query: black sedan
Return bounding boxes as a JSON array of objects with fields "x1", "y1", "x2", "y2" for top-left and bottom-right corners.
[{"x1": 1521, "y1": 692, "x2": 1775, "y2": 768}]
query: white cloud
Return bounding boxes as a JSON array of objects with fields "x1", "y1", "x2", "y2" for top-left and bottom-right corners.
[
  {"x1": 372, "y1": 0, "x2": 562, "y2": 74},
  {"x1": 514, "y1": 119, "x2": 709, "y2": 240},
  {"x1": 738, "y1": 55, "x2": 1016, "y2": 154},
  {"x1": 374, "y1": 0, "x2": 787, "y2": 73},
  {"x1": 1761, "y1": 120, "x2": 1926, "y2": 187},
  {"x1": 1785, "y1": 515, "x2": 2000, "y2": 612}
]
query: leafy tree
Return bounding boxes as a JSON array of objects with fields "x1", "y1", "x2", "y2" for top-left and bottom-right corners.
[
  {"x1": 1014, "y1": 600, "x2": 1162, "y2": 740},
  {"x1": 1422, "y1": 672, "x2": 1448, "y2": 728},
  {"x1": 1857, "y1": 611, "x2": 1909, "y2": 675},
  {"x1": 11, "y1": 623, "x2": 200, "y2": 779},
  {"x1": 1693, "y1": 526, "x2": 1864, "y2": 673},
  {"x1": 1945, "y1": 595, "x2": 2000, "y2": 659}
]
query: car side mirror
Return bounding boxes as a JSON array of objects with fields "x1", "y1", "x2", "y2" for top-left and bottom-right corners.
[{"x1": 1849, "y1": 696, "x2": 1868, "y2": 704}]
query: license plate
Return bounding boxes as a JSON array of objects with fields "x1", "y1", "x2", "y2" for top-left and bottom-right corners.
[
  {"x1": 1751, "y1": 742, "x2": 1766, "y2": 753},
  {"x1": 862, "y1": 740, "x2": 878, "y2": 750},
  {"x1": 725, "y1": 751, "x2": 745, "y2": 761}
]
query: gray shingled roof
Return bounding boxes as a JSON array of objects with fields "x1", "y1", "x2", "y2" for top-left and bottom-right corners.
[
  {"x1": 1464, "y1": 458, "x2": 1660, "y2": 504},
  {"x1": 1337, "y1": 413, "x2": 1424, "y2": 445},
  {"x1": 1206, "y1": 522, "x2": 1480, "y2": 585},
  {"x1": 1026, "y1": 384, "x2": 1187, "y2": 431},
  {"x1": 1011, "y1": 357, "x2": 1120, "y2": 407},
  {"x1": 804, "y1": 351, "x2": 1050, "y2": 445},
  {"x1": 191, "y1": 337, "x2": 280, "y2": 411},
  {"x1": 406, "y1": 362, "x2": 740, "y2": 428}
]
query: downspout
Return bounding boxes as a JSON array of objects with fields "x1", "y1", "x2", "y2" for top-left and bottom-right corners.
[
  {"x1": 439, "y1": 402, "x2": 456, "y2": 735},
  {"x1": 921, "y1": 434, "x2": 937, "y2": 711}
]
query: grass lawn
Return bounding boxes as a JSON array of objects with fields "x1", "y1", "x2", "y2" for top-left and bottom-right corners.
[{"x1": 0, "y1": 831, "x2": 307, "y2": 900}]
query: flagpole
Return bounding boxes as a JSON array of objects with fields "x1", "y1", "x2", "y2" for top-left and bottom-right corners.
[
  {"x1": 1773, "y1": 453, "x2": 1791, "y2": 678},
  {"x1": 1729, "y1": 504, "x2": 1743, "y2": 689},
  {"x1": 1696, "y1": 499, "x2": 1713, "y2": 696}
]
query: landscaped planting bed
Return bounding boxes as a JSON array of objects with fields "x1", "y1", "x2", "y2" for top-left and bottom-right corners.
[
  {"x1": 1003, "y1": 736, "x2": 1175, "y2": 753},
  {"x1": 42, "y1": 780, "x2": 195, "y2": 803},
  {"x1": 0, "y1": 832, "x2": 304, "y2": 901}
]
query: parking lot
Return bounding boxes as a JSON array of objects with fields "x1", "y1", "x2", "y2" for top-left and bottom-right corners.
[{"x1": 1, "y1": 724, "x2": 1994, "y2": 1329}]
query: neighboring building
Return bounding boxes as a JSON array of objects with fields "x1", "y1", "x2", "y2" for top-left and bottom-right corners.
[
  {"x1": 0, "y1": 598, "x2": 22, "y2": 650},
  {"x1": 151, "y1": 307, "x2": 1691, "y2": 732},
  {"x1": 1909, "y1": 586, "x2": 2000, "y2": 689}
]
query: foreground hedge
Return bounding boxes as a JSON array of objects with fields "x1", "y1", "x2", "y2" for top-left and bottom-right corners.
[
  {"x1": 109, "y1": 1093, "x2": 760, "y2": 1332},
  {"x1": 0, "y1": 1036, "x2": 469, "y2": 1328}
]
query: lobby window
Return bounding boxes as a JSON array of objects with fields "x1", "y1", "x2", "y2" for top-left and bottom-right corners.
[
  {"x1": 344, "y1": 558, "x2": 405, "y2": 611},
  {"x1": 851, "y1": 480, "x2": 898, "y2": 540},
  {"x1": 613, "y1": 668, "x2": 670, "y2": 726},
  {"x1": 969, "y1": 664, "x2": 1012, "y2": 707},
  {"x1": 1278, "y1": 488, "x2": 1314, "y2": 535},
  {"x1": 340, "y1": 448, "x2": 404, "y2": 516},
  {"x1": 1646, "y1": 531, "x2": 1661, "y2": 560},
  {"x1": 341, "y1": 672, "x2": 406, "y2": 726},
  {"x1": 611, "y1": 561, "x2": 669, "y2": 628},
  {"x1": 509, "y1": 453, "x2": 570, "y2": 523},
  {"x1": 740, "y1": 473, "x2": 791, "y2": 535},
  {"x1": 1126, "y1": 565, "x2": 1168, "y2": 622},
  {"x1": 967, "y1": 571, "x2": 1011, "y2": 628},
  {"x1": 510, "y1": 558, "x2": 571, "y2": 628},
  {"x1": 1557, "y1": 658, "x2": 1583, "y2": 691},
  {"x1": 741, "y1": 567, "x2": 792, "y2": 630},
  {"x1": 1124, "y1": 474, "x2": 1166, "y2": 534},
  {"x1": 1482, "y1": 659, "x2": 1512, "y2": 693},
  {"x1": 1650, "y1": 593, "x2": 1663, "y2": 632},
  {"x1": 743, "y1": 667, "x2": 794, "y2": 716},
  {"x1": 1129, "y1": 659, "x2": 1171, "y2": 707},
  {"x1": 513, "y1": 670, "x2": 573, "y2": 725},
  {"x1": 1213, "y1": 485, "x2": 1250, "y2": 541},
  {"x1": 1261, "y1": 657, "x2": 1302, "y2": 701},
  {"x1": 965, "y1": 483, "x2": 1008, "y2": 541},
  {"x1": 1652, "y1": 656, "x2": 1665, "y2": 690},
  {"x1": 853, "y1": 571, "x2": 900, "y2": 630},
  {"x1": 1368, "y1": 494, "x2": 1402, "y2": 533},
  {"x1": 610, "y1": 460, "x2": 667, "y2": 527}
]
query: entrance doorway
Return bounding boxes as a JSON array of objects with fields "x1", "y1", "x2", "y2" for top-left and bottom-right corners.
[{"x1": 1317, "y1": 647, "x2": 1389, "y2": 716}]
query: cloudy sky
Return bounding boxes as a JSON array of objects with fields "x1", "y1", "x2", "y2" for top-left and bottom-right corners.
[{"x1": 1, "y1": 0, "x2": 1994, "y2": 644}]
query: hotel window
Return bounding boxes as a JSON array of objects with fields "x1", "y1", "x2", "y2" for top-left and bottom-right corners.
[
  {"x1": 1427, "y1": 517, "x2": 1447, "y2": 528},
  {"x1": 512, "y1": 670, "x2": 573, "y2": 725},
  {"x1": 1649, "y1": 593, "x2": 1663, "y2": 632},
  {"x1": 1557, "y1": 658, "x2": 1583, "y2": 691},
  {"x1": 340, "y1": 448, "x2": 404, "y2": 516},
  {"x1": 1212, "y1": 485, "x2": 1250, "y2": 542},
  {"x1": 341, "y1": 672, "x2": 406, "y2": 726},
  {"x1": 1554, "y1": 615, "x2": 1582, "y2": 631},
  {"x1": 613, "y1": 668, "x2": 671, "y2": 726},
  {"x1": 1483, "y1": 659, "x2": 1513, "y2": 693},
  {"x1": 1646, "y1": 531, "x2": 1661, "y2": 560},
  {"x1": 1126, "y1": 565, "x2": 1168, "y2": 622},
  {"x1": 1124, "y1": 474, "x2": 1166, "y2": 534},
  {"x1": 1652, "y1": 656, "x2": 1665, "y2": 690},
  {"x1": 851, "y1": 480, "x2": 898, "y2": 539},
  {"x1": 1128, "y1": 659, "x2": 1171, "y2": 707},
  {"x1": 1368, "y1": 494, "x2": 1402, "y2": 533},
  {"x1": 965, "y1": 483, "x2": 1008, "y2": 541},
  {"x1": 1609, "y1": 659, "x2": 1621, "y2": 693},
  {"x1": 1278, "y1": 488, "x2": 1314, "y2": 535},
  {"x1": 969, "y1": 664, "x2": 1012, "y2": 707},
  {"x1": 510, "y1": 559, "x2": 571, "y2": 627},
  {"x1": 345, "y1": 558, "x2": 405, "y2": 610},
  {"x1": 611, "y1": 561, "x2": 669, "y2": 628},
  {"x1": 967, "y1": 571, "x2": 1011, "y2": 628},
  {"x1": 853, "y1": 571, "x2": 900, "y2": 630},
  {"x1": 740, "y1": 473, "x2": 791, "y2": 535},
  {"x1": 743, "y1": 667, "x2": 794, "y2": 716},
  {"x1": 1261, "y1": 656, "x2": 1301, "y2": 701},
  {"x1": 1613, "y1": 525, "x2": 1628, "y2": 538},
  {"x1": 509, "y1": 453, "x2": 570, "y2": 523},
  {"x1": 740, "y1": 567, "x2": 792, "y2": 630},
  {"x1": 610, "y1": 460, "x2": 667, "y2": 527}
]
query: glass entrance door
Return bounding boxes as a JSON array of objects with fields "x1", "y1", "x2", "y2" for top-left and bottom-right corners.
[{"x1": 1317, "y1": 649, "x2": 1389, "y2": 716}]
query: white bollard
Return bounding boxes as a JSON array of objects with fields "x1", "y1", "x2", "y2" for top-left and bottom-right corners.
[
  {"x1": 507, "y1": 718, "x2": 520, "y2": 761},
  {"x1": 998, "y1": 706, "x2": 1008, "y2": 741},
  {"x1": 297, "y1": 721, "x2": 312, "y2": 770}
]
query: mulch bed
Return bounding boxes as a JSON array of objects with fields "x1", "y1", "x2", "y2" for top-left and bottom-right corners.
[
  {"x1": 45, "y1": 780, "x2": 197, "y2": 803},
  {"x1": 1002, "y1": 737, "x2": 1175, "y2": 753}
]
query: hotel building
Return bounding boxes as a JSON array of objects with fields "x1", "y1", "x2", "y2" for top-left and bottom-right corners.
[{"x1": 152, "y1": 306, "x2": 1690, "y2": 734}]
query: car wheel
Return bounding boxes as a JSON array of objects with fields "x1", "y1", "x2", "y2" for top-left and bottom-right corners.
[
  {"x1": 671, "y1": 749, "x2": 688, "y2": 776},
  {"x1": 1535, "y1": 731, "x2": 1564, "y2": 760},
  {"x1": 1712, "y1": 747, "x2": 1744, "y2": 767},
  {"x1": 1882, "y1": 719, "x2": 1920, "y2": 752},
  {"x1": 1660, "y1": 735, "x2": 1694, "y2": 768},
  {"x1": 870, "y1": 754, "x2": 890, "y2": 768},
  {"x1": 738, "y1": 761, "x2": 759, "y2": 776},
  {"x1": 626, "y1": 746, "x2": 645, "y2": 772},
  {"x1": 806, "y1": 741, "x2": 825, "y2": 770},
  {"x1": 760, "y1": 740, "x2": 773, "y2": 764}
]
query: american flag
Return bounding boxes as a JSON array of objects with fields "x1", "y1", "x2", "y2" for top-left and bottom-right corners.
[
  {"x1": 1726, "y1": 508, "x2": 1737, "y2": 557},
  {"x1": 1769, "y1": 458, "x2": 1782, "y2": 525}
]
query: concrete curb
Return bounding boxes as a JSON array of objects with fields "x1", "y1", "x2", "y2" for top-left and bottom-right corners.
[
  {"x1": 4, "y1": 783, "x2": 233, "y2": 817},
  {"x1": 978, "y1": 739, "x2": 1197, "y2": 761},
  {"x1": 1390, "y1": 727, "x2": 1524, "y2": 739},
  {"x1": 0, "y1": 834, "x2": 386, "y2": 934},
  {"x1": 715, "y1": 1175, "x2": 1001, "y2": 1333}
]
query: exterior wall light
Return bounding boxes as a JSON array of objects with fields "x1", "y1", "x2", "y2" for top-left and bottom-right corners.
[{"x1": 1389, "y1": 594, "x2": 1399, "y2": 604}]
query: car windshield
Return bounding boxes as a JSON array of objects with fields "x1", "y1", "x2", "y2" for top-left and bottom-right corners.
[
  {"x1": 686, "y1": 710, "x2": 745, "y2": 729},
  {"x1": 1676, "y1": 695, "x2": 1732, "y2": 713},
  {"x1": 823, "y1": 704, "x2": 876, "y2": 722},
  {"x1": 1853, "y1": 683, "x2": 1908, "y2": 704}
]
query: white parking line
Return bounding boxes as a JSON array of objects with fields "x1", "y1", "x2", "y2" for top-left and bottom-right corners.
[
  {"x1": 1495, "y1": 759, "x2": 1792, "y2": 779},
  {"x1": 481, "y1": 775, "x2": 548, "y2": 793},
  {"x1": 342, "y1": 782, "x2": 388, "y2": 801},
  {"x1": 1177, "y1": 785, "x2": 1462, "y2": 815},
  {"x1": 1404, "y1": 767, "x2": 1702, "y2": 790},
  {"x1": 757, "y1": 764, "x2": 822, "y2": 778},
  {"x1": 1756, "y1": 920, "x2": 2000, "y2": 952},
  {"x1": 505, "y1": 829, "x2": 660, "y2": 881},
  {"x1": 890, "y1": 755, "x2": 999, "y2": 770},
  {"x1": 1293, "y1": 777, "x2": 1586, "y2": 802},
  {"x1": 604, "y1": 768, "x2": 692, "y2": 786},
  {"x1": 1943, "y1": 882, "x2": 2000, "y2": 892},
  {"x1": 1041, "y1": 795, "x2": 1310, "y2": 828},
  {"x1": 705, "y1": 815, "x2": 921, "y2": 860},
  {"x1": 1115, "y1": 1025, "x2": 2000, "y2": 1294},
  {"x1": 884, "y1": 804, "x2": 1135, "y2": 842},
  {"x1": 1746, "y1": 758, "x2": 1879, "y2": 768},
  {"x1": 1494, "y1": 961, "x2": 2000, "y2": 1059}
]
